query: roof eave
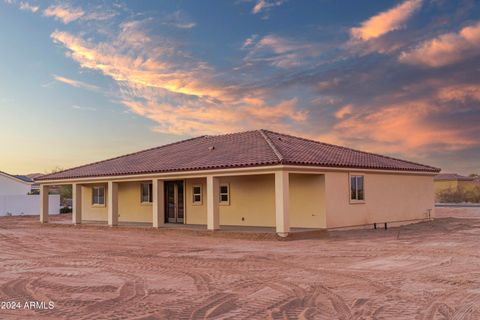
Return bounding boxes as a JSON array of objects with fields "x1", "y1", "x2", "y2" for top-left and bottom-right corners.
[{"x1": 35, "y1": 163, "x2": 439, "y2": 184}]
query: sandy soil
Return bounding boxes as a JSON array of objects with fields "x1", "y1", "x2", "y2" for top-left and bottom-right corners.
[{"x1": 0, "y1": 208, "x2": 479, "y2": 319}]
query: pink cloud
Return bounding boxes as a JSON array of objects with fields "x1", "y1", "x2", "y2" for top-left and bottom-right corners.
[
  {"x1": 244, "y1": 98, "x2": 307, "y2": 122},
  {"x1": 437, "y1": 84, "x2": 480, "y2": 102},
  {"x1": 334, "y1": 104, "x2": 353, "y2": 119},
  {"x1": 252, "y1": 0, "x2": 285, "y2": 15},
  {"x1": 44, "y1": 5, "x2": 85, "y2": 24},
  {"x1": 399, "y1": 21, "x2": 480, "y2": 67},
  {"x1": 50, "y1": 28, "x2": 308, "y2": 136},
  {"x1": 351, "y1": 0, "x2": 422, "y2": 41},
  {"x1": 332, "y1": 101, "x2": 477, "y2": 154},
  {"x1": 53, "y1": 75, "x2": 100, "y2": 92}
]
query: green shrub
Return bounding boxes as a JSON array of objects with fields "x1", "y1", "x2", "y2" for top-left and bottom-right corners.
[{"x1": 60, "y1": 206, "x2": 72, "y2": 214}]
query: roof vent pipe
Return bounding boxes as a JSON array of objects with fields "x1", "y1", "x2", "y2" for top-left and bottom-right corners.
[{"x1": 208, "y1": 146, "x2": 215, "y2": 151}]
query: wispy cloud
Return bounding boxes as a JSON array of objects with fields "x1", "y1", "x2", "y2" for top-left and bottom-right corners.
[
  {"x1": 72, "y1": 105, "x2": 97, "y2": 111},
  {"x1": 4, "y1": 0, "x2": 39, "y2": 13},
  {"x1": 42, "y1": 3, "x2": 117, "y2": 24},
  {"x1": 50, "y1": 21, "x2": 308, "y2": 136},
  {"x1": 351, "y1": 0, "x2": 422, "y2": 41},
  {"x1": 437, "y1": 84, "x2": 480, "y2": 103},
  {"x1": 162, "y1": 10, "x2": 196, "y2": 29},
  {"x1": 243, "y1": 34, "x2": 322, "y2": 68},
  {"x1": 50, "y1": 29, "x2": 224, "y2": 99},
  {"x1": 53, "y1": 75, "x2": 100, "y2": 92},
  {"x1": 244, "y1": 98, "x2": 307, "y2": 121},
  {"x1": 19, "y1": 1, "x2": 38, "y2": 13},
  {"x1": 399, "y1": 21, "x2": 480, "y2": 67},
  {"x1": 334, "y1": 104, "x2": 353, "y2": 119},
  {"x1": 333, "y1": 100, "x2": 477, "y2": 154},
  {"x1": 44, "y1": 4, "x2": 84, "y2": 24},
  {"x1": 251, "y1": 0, "x2": 286, "y2": 17},
  {"x1": 242, "y1": 34, "x2": 258, "y2": 49}
]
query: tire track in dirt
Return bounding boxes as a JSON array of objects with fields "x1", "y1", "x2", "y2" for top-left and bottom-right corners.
[{"x1": 0, "y1": 211, "x2": 479, "y2": 319}]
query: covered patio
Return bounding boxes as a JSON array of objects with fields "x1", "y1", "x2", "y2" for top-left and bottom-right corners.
[{"x1": 39, "y1": 169, "x2": 327, "y2": 237}]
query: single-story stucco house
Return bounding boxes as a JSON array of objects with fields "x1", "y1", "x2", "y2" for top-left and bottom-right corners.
[
  {"x1": 36, "y1": 130, "x2": 440, "y2": 236},
  {"x1": 434, "y1": 173, "x2": 477, "y2": 194}
]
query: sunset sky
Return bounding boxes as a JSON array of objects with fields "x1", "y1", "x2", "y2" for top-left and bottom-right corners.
[{"x1": 0, "y1": 0, "x2": 479, "y2": 175}]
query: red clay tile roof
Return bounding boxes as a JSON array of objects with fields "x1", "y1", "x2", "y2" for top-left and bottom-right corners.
[
  {"x1": 36, "y1": 129, "x2": 440, "y2": 181},
  {"x1": 434, "y1": 173, "x2": 474, "y2": 181}
]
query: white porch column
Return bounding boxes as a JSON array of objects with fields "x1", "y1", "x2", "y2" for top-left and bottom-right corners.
[
  {"x1": 72, "y1": 183, "x2": 82, "y2": 225},
  {"x1": 108, "y1": 181, "x2": 118, "y2": 226},
  {"x1": 40, "y1": 184, "x2": 49, "y2": 223},
  {"x1": 275, "y1": 171, "x2": 290, "y2": 237},
  {"x1": 206, "y1": 175, "x2": 220, "y2": 230},
  {"x1": 152, "y1": 179, "x2": 165, "y2": 228}
]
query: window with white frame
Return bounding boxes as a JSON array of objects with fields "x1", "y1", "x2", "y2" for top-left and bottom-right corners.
[
  {"x1": 141, "y1": 183, "x2": 153, "y2": 203},
  {"x1": 92, "y1": 186, "x2": 105, "y2": 206},
  {"x1": 192, "y1": 185, "x2": 202, "y2": 204},
  {"x1": 350, "y1": 175, "x2": 365, "y2": 201},
  {"x1": 219, "y1": 184, "x2": 230, "y2": 205}
]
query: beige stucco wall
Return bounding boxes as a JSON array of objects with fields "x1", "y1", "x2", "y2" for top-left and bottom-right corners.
[
  {"x1": 81, "y1": 182, "x2": 153, "y2": 223},
  {"x1": 186, "y1": 175, "x2": 277, "y2": 227},
  {"x1": 325, "y1": 172, "x2": 434, "y2": 228},
  {"x1": 118, "y1": 181, "x2": 153, "y2": 223},
  {"x1": 81, "y1": 184, "x2": 108, "y2": 221},
  {"x1": 217, "y1": 175, "x2": 276, "y2": 227},
  {"x1": 289, "y1": 174, "x2": 326, "y2": 228},
  {"x1": 185, "y1": 174, "x2": 326, "y2": 228},
  {"x1": 79, "y1": 171, "x2": 432, "y2": 229},
  {"x1": 185, "y1": 178, "x2": 207, "y2": 225}
]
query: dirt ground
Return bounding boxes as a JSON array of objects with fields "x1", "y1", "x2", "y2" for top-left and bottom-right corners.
[{"x1": 0, "y1": 208, "x2": 479, "y2": 319}]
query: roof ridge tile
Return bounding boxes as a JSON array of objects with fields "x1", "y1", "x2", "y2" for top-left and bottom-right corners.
[
  {"x1": 259, "y1": 129, "x2": 284, "y2": 163},
  {"x1": 261, "y1": 129, "x2": 440, "y2": 172}
]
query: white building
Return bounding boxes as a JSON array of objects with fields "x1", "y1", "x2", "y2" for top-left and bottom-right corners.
[
  {"x1": 0, "y1": 171, "x2": 33, "y2": 195},
  {"x1": 0, "y1": 171, "x2": 59, "y2": 216}
]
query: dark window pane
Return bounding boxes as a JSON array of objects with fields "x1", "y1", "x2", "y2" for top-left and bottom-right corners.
[
  {"x1": 141, "y1": 184, "x2": 146, "y2": 202},
  {"x1": 350, "y1": 177, "x2": 356, "y2": 200},
  {"x1": 220, "y1": 185, "x2": 228, "y2": 194},
  {"x1": 93, "y1": 187, "x2": 104, "y2": 204},
  {"x1": 357, "y1": 189, "x2": 364, "y2": 200},
  {"x1": 194, "y1": 195, "x2": 201, "y2": 202},
  {"x1": 357, "y1": 177, "x2": 364, "y2": 200},
  {"x1": 220, "y1": 194, "x2": 229, "y2": 202},
  {"x1": 140, "y1": 183, "x2": 152, "y2": 202},
  {"x1": 193, "y1": 186, "x2": 201, "y2": 195}
]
